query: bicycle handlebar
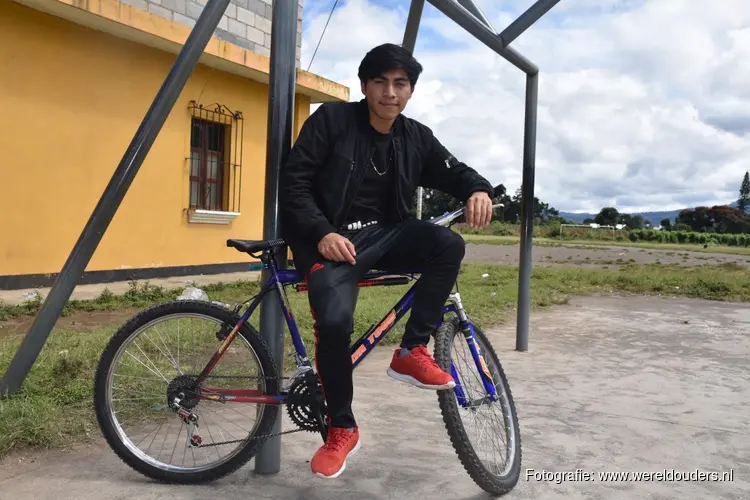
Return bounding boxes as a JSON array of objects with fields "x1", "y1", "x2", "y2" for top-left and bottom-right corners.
[{"x1": 429, "y1": 203, "x2": 505, "y2": 227}]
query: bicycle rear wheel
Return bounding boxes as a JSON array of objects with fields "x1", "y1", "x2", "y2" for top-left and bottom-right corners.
[
  {"x1": 433, "y1": 316, "x2": 521, "y2": 495},
  {"x1": 93, "y1": 300, "x2": 280, "y2": 484}
]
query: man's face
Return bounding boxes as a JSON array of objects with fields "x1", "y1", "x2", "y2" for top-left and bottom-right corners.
[{"x1": 361, "y1": 68, "x2": 413, "y2": 121}]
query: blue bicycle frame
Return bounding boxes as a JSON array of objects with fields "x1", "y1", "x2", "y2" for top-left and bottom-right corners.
[{"x1": 197, "y1": 248, "x2": 498, "y2": 408}]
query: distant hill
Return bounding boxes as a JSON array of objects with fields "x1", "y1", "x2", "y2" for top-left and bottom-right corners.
[{"x1": 559, "y1": 201, "x2": 742, "y2": 226}]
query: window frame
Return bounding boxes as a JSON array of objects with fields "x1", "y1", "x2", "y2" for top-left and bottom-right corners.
[{"x1": 186, "y1": 101, "x2": 244, "y2": 224}]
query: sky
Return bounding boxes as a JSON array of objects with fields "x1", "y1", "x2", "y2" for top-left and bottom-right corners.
[{"x1": 297, "y1": 0, "x2": 750, "y2": 214}]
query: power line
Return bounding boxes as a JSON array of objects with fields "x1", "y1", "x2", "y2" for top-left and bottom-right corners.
[{"x1": 307, "y1": 0, "x2": 340, "y2": 72}]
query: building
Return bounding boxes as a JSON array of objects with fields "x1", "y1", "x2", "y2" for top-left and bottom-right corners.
[{"x1": 0, "y1": 0, "x2": 349, "y2": 290}]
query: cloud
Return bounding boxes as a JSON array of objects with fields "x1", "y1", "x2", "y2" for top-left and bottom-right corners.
[{"x1": 299, "y1": 0, "x2": 750, "y2": 213}]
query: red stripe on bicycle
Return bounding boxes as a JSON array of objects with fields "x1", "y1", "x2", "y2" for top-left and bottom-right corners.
[{"x1": 305, "y1": 272, "x2": 330, "y2": 427}]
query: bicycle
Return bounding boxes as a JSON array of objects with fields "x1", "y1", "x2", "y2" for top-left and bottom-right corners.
[{"x1": 92, "y1": 199, "x2": 522, "y2": 495}]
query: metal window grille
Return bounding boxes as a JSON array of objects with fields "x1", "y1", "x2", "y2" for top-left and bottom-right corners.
[{"x1": 188, "y1": 100, "x2": 244, "y2": 212}]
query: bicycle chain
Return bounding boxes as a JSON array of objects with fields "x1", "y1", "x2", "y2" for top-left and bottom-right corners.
[{"x1": 187, "y1": 373, "x2": 323, "y2": 449}]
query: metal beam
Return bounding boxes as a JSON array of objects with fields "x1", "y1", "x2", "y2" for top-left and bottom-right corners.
[
  {"x1": 426, "y1": 0, "x2": 537, "y2": 74},
  {"x1": 402, "y1": 0, "x2": 425, "y2": 219},
  {"x1": 498, "y1": 0, "x2": 562, "y2": 47},
  {"x1": 254, "y1": 0, "x2": 299, "y2": 475},
  {"x1": 0, "y1": 0, "x2": 231, "y2": 396},
  {"x1": 455, "y1": 0, "x2": 495, "y2": 30},
  {"x1": 515, "y1": 72, "x2": 538, "y2": 352}
]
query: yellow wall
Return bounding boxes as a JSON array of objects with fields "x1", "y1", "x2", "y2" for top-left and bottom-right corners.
[{"x1": 0, "y1": 1, "x2": 311, "y2": 277}]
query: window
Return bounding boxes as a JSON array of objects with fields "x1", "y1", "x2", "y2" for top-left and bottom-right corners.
[
  {"x1": 187, "y1": 101, "x2": 243, "y2": 222},
  {"x1": 190, "y1": 118, "x2": 227, "y2": 211}
]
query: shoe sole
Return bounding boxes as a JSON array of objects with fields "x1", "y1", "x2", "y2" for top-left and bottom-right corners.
[
  {"x1": 313, "y1": 439, "x2": 361, "y2": 479},
  {"x1": 386, "y1": 367, "x2": 456, "y2": 390}
]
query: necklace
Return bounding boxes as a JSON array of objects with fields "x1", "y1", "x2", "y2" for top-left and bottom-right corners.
[{"x1": 370, "y1": 148, "x2": 393, "y2": 176}]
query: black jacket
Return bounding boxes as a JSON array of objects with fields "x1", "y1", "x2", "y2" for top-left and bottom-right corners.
[{"x1": 279, "y1": 99, "x2": 494, "y2": 250}]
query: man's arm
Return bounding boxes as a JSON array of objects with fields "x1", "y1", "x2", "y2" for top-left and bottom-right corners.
[
  {"x1": 418, "y1": 129, "x2": 495, "y2": 226},
  {"x1": 279, "y1": 105, "x2": 338, "y2": 244}
]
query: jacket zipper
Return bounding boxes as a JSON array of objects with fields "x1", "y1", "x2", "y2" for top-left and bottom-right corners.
[
  {"x1": 339, "y1": 147, "x2": 372, "y2": 228},
  {"x1": 396, "y1": 139, "x2": 403, "y2": 219}
]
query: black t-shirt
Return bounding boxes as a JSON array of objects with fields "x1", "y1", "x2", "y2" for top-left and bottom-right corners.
[{"x1": 345, "y1": 126, "x2": 394, "y2": 227}]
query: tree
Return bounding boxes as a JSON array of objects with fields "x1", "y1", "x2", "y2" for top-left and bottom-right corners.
[
  {"x1": 595, "y1": 207, "x2": 619, "y2": 226},
  {"x1": 617, "y1": 213, "x2": 644, "y2": 229},
  {"x1": 660, "y1": 218, "x2": 672, "y2": 231},
  {"x1": 738, "y1": 171, "x2": 750, "y2": 213},
  {"x1": 627, "y1": 214, "x2": 645, "y2": 229},
  {"x1": 676, "y1": 205, "x2": 750, "y2": 234}
]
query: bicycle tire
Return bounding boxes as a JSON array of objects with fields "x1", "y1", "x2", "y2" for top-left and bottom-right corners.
[
  {"x1": 93, "y1": 299, "x2": 280, "y2": 484},
  {"x1": 433, "y1": 317, "x2": 522, "y2": 495}
]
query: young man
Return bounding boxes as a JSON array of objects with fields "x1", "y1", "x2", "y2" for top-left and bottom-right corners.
[{"x1": 279, "y1": 43, "x2": 495, "y2": 479}]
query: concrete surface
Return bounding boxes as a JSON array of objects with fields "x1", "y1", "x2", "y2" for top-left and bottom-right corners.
[{"x1": 1, "y1": 294, "x2": 749, "y2": 499}]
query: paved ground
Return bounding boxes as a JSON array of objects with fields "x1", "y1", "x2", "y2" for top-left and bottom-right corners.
[{"x1": 1, "y1": 294, "x2": 748, "y2": 499}]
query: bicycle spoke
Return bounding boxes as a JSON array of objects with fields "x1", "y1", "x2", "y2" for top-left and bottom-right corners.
[{"x1": 435, "y1": 316, "x2": 520, "y2": 493}]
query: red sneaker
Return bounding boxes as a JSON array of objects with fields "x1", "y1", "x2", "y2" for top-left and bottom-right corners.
[
  {"x1": 387, "y1": 345, "x2": 456, "y2": 390},
  {"x1": 310, "y1": 426, "x2": 360, "y2": 478}
]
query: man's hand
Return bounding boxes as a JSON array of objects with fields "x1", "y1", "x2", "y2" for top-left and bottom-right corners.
[
  {"x1": 318, "y1": 233, "x2": 357, "y2": 264},
  {"x1": 465, "y1": 191, "x2": 493, "y2": 228}
]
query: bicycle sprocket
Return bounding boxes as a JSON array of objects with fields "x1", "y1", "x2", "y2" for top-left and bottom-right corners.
[{"x1": 286, "y1": 369, "x2": 327, "y2": 433}]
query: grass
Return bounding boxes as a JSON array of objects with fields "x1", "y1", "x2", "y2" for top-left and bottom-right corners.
[
  {"x1": 1, "y1": 262, "x2": 749, "y2": 459},
  {"x1": 461, "y1": 234, "x2": 750, "y2": 256}
]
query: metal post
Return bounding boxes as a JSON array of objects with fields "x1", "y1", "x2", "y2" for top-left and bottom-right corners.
[
  {"x1": 425, "y1": 0, "x2": 560, "y2": 351},
  {"x1": 498, "y1": 0, "x2": 562, "y2": 47},
  {"x1": 0, "y1": 0, "x2": 231, "y2": 396},
  {"x1": 515, "y1": 72, "x2": 538, "y2": 352},
  {"x1": 402, "y1": 0, "x2": 424, "y2": 51},
  {"x1": 402, "y1": 0, "x2": 425, "y2": 219},
  {"x1": 254, "y1": 0, "x2": 298, "y2": 475}
]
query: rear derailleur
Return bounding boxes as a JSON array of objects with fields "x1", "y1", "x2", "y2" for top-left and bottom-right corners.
[{"x1": 167, "y1": 375, "x2": 203, "y2": 447}]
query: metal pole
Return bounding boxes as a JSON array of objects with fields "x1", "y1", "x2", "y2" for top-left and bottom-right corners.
[
  {"x1": 255, "y1": 0, "x2": 298, "y2": 475},
  {"x1": 426, "y1": 0, "x2": 537, "y2": 73},
  {"x1": 402, "y1": 0, "x2": 424, "y2": 51},
  {"x1": 497, "y1": 0, "x2": 562, "y2": 47},
  {"x1": 0, "y1": 0, "x2": 231, "y2": 396},
  {"x1": 515, "y1": 72, "x2": 538, "y2": 352},
  {"x1": 402, "y1": 0, "x2": 425, "y2": 219}
]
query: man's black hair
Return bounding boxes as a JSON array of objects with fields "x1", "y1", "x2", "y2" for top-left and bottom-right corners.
[{"x1": 358, "y1": 43, "x2": 424, "y2": 88}]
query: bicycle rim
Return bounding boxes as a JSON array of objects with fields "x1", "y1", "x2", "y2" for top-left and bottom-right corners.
[
  {"x1": 435, "y1": 317, "x2": 521, "y2": 494},
  {"x1": 99, "y1": 308, "x2": 270, "y2": 476}
]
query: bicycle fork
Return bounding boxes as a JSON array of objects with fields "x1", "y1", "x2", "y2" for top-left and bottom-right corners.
[{"x1": 444, "y1": 292, "x2": 498, "y2": 408}]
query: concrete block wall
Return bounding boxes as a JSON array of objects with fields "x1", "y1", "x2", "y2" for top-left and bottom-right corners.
[{"x1": 119, "y1": 0, "x2": 304, "y2": 66}]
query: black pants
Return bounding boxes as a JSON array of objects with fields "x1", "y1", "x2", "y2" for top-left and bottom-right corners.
[{"x1": 293, "y1": 219, "x2": 466, "y2": 429}]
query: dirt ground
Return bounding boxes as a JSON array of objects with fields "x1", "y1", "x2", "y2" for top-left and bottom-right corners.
[
  {"x1": 0, "y1": 308, "x2": 137, "y2": 337},
  {"x1": 463, "y1": 242, "x2": 750, "y2": 269},
  {"x1": 1, "y1": 294, "x2": 748, "y2": 499}
]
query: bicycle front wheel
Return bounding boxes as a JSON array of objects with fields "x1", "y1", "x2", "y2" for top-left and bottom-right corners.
[
  {"x1": 434, "y1": 317, "x2": 522, "y2": 495},
  {"x1": 93, "y1": 299, "x2": 280, "y2": 484}
]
